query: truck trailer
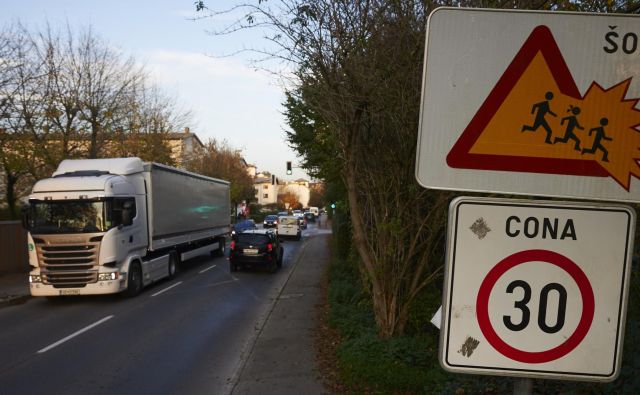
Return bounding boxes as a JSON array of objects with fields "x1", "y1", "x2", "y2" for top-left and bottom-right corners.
[{"x1": 24, "y1": 157, "x2": 230, "y2": 297}]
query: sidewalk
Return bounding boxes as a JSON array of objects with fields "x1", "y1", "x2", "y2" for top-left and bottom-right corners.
[
  {"x1": 0, "y1": 271, "x2": 30, "y2": 307},
  {"x1": 231, "y1": 233, "x2": 330, "y2": 394}
]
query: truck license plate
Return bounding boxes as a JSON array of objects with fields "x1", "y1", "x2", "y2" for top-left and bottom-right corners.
[
  {"x1": 59, "y1": 289, "x2": 80, "y2": 296},
  {"x1": 243, "y1": 248, "x2": 258, "y2": 255}
]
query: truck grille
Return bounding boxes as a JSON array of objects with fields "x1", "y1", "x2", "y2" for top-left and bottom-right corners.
[{"x1": 34, "y1": 235, "x2": 102, "y2": 287}]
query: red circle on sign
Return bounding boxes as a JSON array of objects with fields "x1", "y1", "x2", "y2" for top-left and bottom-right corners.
[{"x1": 476, "y1": 249, "x2": 594, "y2": 363}]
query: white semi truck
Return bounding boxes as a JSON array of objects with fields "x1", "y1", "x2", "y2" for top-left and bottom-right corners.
[{"x1": 24, "y1": 157, "x2": 230, "y2": 297}]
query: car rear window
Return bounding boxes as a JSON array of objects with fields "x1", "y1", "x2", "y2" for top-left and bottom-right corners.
[
  {"x1": 237, "y1": 234, "x2": 269, "y2": 244},
  {"x1": 280, "y1": 217, "x2": 298, "y2": 225}
]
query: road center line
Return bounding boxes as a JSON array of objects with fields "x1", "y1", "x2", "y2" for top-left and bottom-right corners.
[
  {"x1": 37, "y1": 315, "x2": 114, "y2": 354},
  {"x1": 151, "y1": 281, "x2": 183, "y2": 297},
  {"x1": 198, "y1": 264, "x2": 216, "y2": 274}
]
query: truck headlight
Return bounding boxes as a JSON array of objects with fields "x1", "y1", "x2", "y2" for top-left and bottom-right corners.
[
  {"x1": 98, "y1": 272, "x2": 119, "y2": 281},
  {"x1": 29, "y1": 275, "x2": 42, "y2": 283}
]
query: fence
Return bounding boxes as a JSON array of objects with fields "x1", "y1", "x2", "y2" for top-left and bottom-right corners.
[{"x1": 0, "y1": 221, "x2": 29, "y2": 274}]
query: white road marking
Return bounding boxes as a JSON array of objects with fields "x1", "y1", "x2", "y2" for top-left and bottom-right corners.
[
  {"x1": 198, "y1": 265, "x2": 217, "y2": 274},
  {"x1": 37, "y1": 315, "x2": 114, "y2": 354},
  {"x1": 151, "y1": 281, "x2": 183, "y2": 297}
]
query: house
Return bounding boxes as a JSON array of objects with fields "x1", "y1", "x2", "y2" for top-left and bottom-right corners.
[
  {"x1": 165, "y1": 127, "x2": 205, "y2": 167},
  {"x1": 254, "y1": 172, "x2": 279, "y2": 205}
]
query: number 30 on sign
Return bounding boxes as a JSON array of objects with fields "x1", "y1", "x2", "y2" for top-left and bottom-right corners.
[{"x1": 439, "y1": 197, "x2": 634, "y2": 381}]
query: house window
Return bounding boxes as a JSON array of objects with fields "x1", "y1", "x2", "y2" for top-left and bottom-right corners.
[{"x1": 263, "y1": 193, "x2": 269, "y2": 199}]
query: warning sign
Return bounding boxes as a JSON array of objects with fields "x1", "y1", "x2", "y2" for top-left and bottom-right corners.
[
  {"x1": 416, "y1": 8, "x2": 640, "y2": 202},
  {"x1": 448, "y1": 25, "x2": 640, "y2": 190},
  {"x1": 440, "y1": 197, "x2": 635, "y2": 381}
]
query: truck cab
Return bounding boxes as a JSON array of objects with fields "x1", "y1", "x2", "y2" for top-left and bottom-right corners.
[{"x1": 26, "y1": 159, "x2": 147, "y2": 296}]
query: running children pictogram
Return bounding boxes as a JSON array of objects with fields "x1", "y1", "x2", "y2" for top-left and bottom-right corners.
[{"x1": 446, "y1": 25, "x2": 640, "y2": 191}]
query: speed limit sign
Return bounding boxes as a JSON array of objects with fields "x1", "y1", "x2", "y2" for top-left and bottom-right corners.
[{"x1": 440, "y1": 197, "x2": 635, "y2": 381}]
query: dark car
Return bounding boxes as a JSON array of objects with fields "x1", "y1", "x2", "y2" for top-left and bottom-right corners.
[
  {"x1": 263, "y1": 214, "x2": 279, "y2": 228},
  {"x1": 229, "y1": 229, "x2": 283, "y2": 272},
  {"x1": 303, "y1": 211, "x2": 315, "y2": 223},
  {"x1": 231, "y1": 219, "x2": 257, "y2": 237}
]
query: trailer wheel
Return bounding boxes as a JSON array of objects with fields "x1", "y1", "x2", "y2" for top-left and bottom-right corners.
[
  {"x1": 213, "y1": 238, "x2": 226, "y2": 257},
  {"x1": 168, "y1": 252, "x2": 179, "y2": 279},
  {"x1": 124, "y1": 262, "x2": 143, "y2": 298}
]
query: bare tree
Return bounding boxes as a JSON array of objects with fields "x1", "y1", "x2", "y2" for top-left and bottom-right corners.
[
  {"x1": 114, "y1": 78, "x2": 188, "y2": 165},
  {"x1": 34, "y1": 24, "x2": 85, "y2": 161},
  {"x1": 74, "y1": 28, "x2": 143, "y2": 158},
  {"x1": 0, "y1": 22, "x2": 194, "y2": 218},
  {"x1": 197, "y1": 0, "x2": 452, "y2": 337},
  {"x1": 0, "y1": 23, "x2": 50, "y2": 217}
]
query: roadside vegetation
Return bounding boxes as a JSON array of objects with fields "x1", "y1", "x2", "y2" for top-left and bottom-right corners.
[{"x1": 194, "y1": 0, "x2": 640, "y2": 393}]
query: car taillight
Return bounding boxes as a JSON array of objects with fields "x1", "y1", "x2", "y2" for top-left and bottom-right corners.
[
  {"x1": 230, "y1": 241, "x2": 236, "y2": 250},
  {"x1": 267, "y1": 243, "x2": 273, "y2": 252}
]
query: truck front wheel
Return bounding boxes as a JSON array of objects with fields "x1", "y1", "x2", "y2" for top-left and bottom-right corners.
[{"x1": 124, "y1": 262, "x2": 143, "y2": 297}]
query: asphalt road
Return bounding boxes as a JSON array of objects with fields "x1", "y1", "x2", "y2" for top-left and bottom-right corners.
[{"x1": 0, "y1": 226, "x2": 312, "y2": 395}]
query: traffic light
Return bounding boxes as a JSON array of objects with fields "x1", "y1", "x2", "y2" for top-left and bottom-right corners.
[{"x1": 286, "y1": 161, "x2": 292, "y2": 175}]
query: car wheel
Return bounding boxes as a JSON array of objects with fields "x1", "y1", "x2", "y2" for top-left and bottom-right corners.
[{"x1": 124, "y1": 262, "x2": 143, "y2": 298}]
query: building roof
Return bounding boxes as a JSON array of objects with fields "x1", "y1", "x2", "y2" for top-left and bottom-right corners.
[{"x1": 166, "y1": 131, "x2": 204, "y2": 149}]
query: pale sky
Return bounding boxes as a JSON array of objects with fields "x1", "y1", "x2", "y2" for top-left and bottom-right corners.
[{"x1": 1, "y1": 0, "x2": 310, "y2": 181}]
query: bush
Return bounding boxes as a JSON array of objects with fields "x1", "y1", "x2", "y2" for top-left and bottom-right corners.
[
  {"x1": 327, "y1": 254, "x2": 447, "y2": 393},
  {"x1": 331, "y1": 208, "x2": 351, "y2": 260}
]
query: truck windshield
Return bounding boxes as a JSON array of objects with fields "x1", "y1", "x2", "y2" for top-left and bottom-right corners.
[{"x1": 28, "y1": 198, "x2": 135, "y2": 234}]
